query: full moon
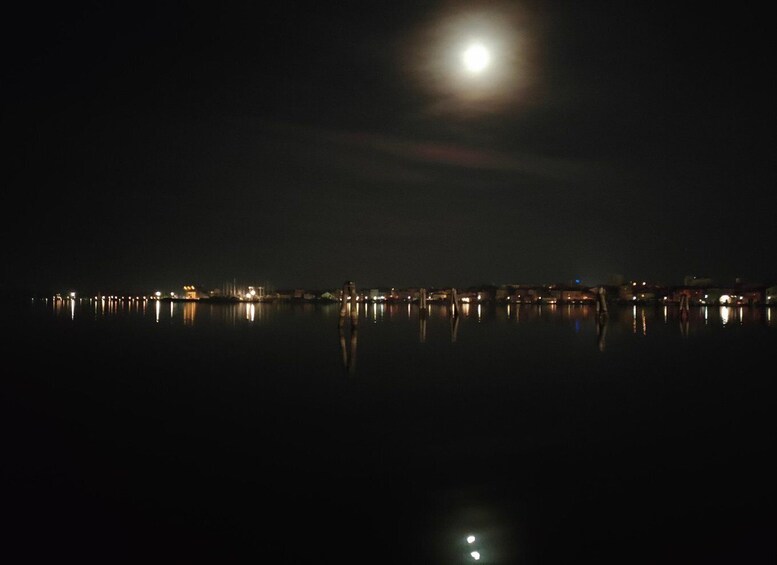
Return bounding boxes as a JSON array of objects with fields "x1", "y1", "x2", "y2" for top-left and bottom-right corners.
[{"x1": 462, "y1": 43, "x2": 490, "y2": 73}]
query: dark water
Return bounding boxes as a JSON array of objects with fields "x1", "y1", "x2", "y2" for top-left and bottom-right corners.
[{"x1": 3, "y1": 299, "x2": 776, "y2": 564}]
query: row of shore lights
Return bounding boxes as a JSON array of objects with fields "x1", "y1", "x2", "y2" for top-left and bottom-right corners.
[
  {"x1": 55, "y1": 291, "x2": 169, "y2": 300},
  {"x1": 56, "y1": 289, "x2": 267, "y2": 301}
]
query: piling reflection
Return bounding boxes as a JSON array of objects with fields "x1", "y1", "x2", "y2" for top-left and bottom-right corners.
[
  {"x1": 338, "y1": 327, "x2": 358, "y2": 375},
  {"x1": 337, "y1": 281, "x2": 359, "y2": 374},
  {"x1": 183, "y1": 302, "x2": 197, "y2": 325},
  {"x1": 680, "y1": 315, "x2": 689, "y2": 338},
  {"x1": 596, "y1": 316, "x2": 608, "y2": 352},
  {"x1": 34, "y1": 297, "x2": 774, "y2": 353}
]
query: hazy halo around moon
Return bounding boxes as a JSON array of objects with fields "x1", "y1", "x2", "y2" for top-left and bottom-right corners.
[{"x1": 401, "y1": 3, "x2": 537, "y2": 116}]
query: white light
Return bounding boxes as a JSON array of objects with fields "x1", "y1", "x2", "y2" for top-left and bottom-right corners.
[
  {"x1": 69, "y1": 292, "x2": 76, "y2": 298},
  {"x1": 155, "y1": 291, "x2": 161, "y2": 297},
  {"x1": 463, "y1": 44, "x2": 490, "y2": 73},
  {"x1": 471, "y1": 551, "x2": 481, "y2": 560},
  {"x1": 467, "y1": 535, "x2": 476, "y2": 544}
]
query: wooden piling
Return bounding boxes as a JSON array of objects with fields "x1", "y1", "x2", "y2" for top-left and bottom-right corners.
[
  {"x1": 450, "y1": 288, "x2": 463, "y2": 317},
  {"x1": 349, "y1": 283, "x2": 358, "y2": 327},
  {"x1": 596, "y1": 286, "x2": 608, "y2": 317},
  {"x1": 338, "y1": 281, "x2": 351, "y2": 329},
  {"x1": 419, "y1": 288, "x2": 427, "y2": 313}
]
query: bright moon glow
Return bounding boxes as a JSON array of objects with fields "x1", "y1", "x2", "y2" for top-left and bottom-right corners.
[{"x1": 462, "y1": 44, "x2": 490, "y2": 72}]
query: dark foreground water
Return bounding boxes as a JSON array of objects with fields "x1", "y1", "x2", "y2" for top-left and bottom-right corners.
[{"x1": 3, "y1": 298, "x2": 776, "y2": 564}]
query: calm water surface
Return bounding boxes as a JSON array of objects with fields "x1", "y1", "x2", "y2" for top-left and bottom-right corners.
[{"x1": 4, "y1": 299, "x2": 776, "y2": 564}]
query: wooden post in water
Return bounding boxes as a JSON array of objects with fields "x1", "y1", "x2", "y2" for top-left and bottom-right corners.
[
  {"x1": 596, "y1": 286, "x2": 608, "y2": 317},
  {"x1": 450, "y1": 288, "x2": 463, "y2": 317},
  {"x1": 338, "y1": 281, "x2": 351, "y2": 329},
  {"x1": 419, "y1": 288, "x2": 427, "y2": 315},
  {"x1": 349, "y1": 282, "x2": 358, "y2": 328}
]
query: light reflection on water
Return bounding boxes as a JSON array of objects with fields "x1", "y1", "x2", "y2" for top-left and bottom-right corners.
[
  {"x1": 13, "y1": 297, "x2": 777, "y2": 564},
  {"x1": 32, "y1": 299, "x2": 776, "y2": 360},
  {"x1": 35, "y1": 298, "x2": 775, "y2": 330}
]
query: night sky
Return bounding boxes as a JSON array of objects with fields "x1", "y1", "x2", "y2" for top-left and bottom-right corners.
[{"x1": 4, "y1": 1, "x2": 775, "y2": 294}]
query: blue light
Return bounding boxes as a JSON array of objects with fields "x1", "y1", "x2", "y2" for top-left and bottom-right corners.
[{"x1": 575, "y1": 279, "x2": 581, "y2": 284}]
